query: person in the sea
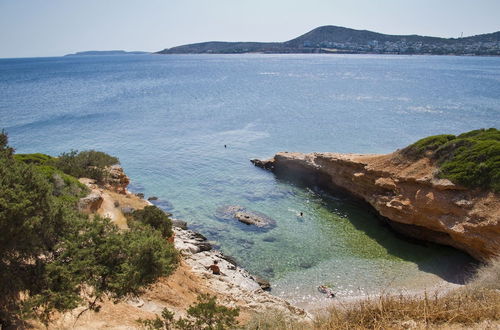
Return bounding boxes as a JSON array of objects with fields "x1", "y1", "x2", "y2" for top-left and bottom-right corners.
[
  {"x1": 207, "y1": 260, "x2": 222, "y2": 275},
  {"x1": 318, "y1": 285, "x2": 336, "y2": 298}
]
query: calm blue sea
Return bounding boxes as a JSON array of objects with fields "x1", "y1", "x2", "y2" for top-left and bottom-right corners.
[{"x1": 1, "y1": 54, "x2": 499, "y2": 308}]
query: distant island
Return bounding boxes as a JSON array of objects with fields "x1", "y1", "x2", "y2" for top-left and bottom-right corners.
[
  {"x1": 65, "y1": 50, "x2": 150, "y2": 56},
  {"x1": 157, "y1": 25, "x2": 500, "y2": 56}
]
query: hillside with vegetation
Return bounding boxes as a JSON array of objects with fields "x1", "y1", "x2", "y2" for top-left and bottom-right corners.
[
  {"x1": 0, "y1": 131, "x2": 178, "y2": 328},
  {"x1": 400, "y1": 128, "x2": 500, "y2": 192},
  {"x1": 158, "y1": 25, "x2": 500, "y2": 55}
]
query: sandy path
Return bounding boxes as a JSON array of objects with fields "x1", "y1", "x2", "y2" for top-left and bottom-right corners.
[{"x1": 97, "y1": 191, "x2": 128, "y2": 229}]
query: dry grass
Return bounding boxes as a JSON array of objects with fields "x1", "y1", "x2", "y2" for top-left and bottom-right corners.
[
  {"x1": 245, "y1": 258, "x2": 500, "y2": 330},
  {"x1": 314, "y1": 289, "x2": 500, "y2": 329},
  {"x1": 468, "y1": 255, "x2": 500, "y2": 291}
]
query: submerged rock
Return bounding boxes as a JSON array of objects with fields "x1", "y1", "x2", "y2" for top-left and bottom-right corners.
[
  {"x1": 299, "y1": 261, "x2": 314, "y2": 269},
  {"x1": 172, "y1": 219, "x2": 188, "y2": 230},
  {"x1": 215, "y1": 205, "x2": 246, "y2": 220},
  {"x1": 220, "y1": 254, "x2": 238, "y2": 267},
  {"x1": 191, "y1": 232, "x2": 207, "y2": 241},
  {"x1": 253, "y1": 275, "x2": 271, "y2": 291},
  {"x1": 262, "y1": 267, "x2": 275, "y2": 278},
  {"x1": 234, "y1": 211, "x2": 276, "y2": 228},
  {"x1": 195, "y1": 242, "x2": 212, "y2": 252},
  {"x1": 216, "y1": 205, "x2": 276, "y2": 229}
]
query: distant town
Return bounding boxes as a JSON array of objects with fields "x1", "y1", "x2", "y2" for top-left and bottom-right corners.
[{"x1": 306, "y1": 39, "x2": 500, "y2": 55}]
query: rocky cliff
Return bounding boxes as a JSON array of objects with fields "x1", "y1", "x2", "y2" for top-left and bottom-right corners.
[
  {"x1": 103, "y1": 165, "x2": 130, "y2": 194},
  {"x1": 252, "y1": 152, "x2": 500, "y2": 261}
]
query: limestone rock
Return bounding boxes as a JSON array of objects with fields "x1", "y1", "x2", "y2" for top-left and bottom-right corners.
[
  {"x1": 170, "y1": 227, "x2": 310, "y2": 322},
  {"x1": 195, "y1": 242, "x2": 212, "y2": 252},
  {"x1": 78, "y1": 192, "x2": 103, "y2": 214},
  {"x1": 251, "y1": 158, "x2": 275, "y2": 170},
  {"x1": 216, "y1": 205, "x2": 276, "y2": 229},
  {"x1": 172, "y1": 219, "x2": 188, "y2": 230},
  {"x1": 256, "y1": 151, "x2": 500, "y2": 261},
  {"x1": 103, "y1": 165, "x2": 130, "y2": 194},
  {"x1": 121, "y1": 206, "x2": 135, "y2": 214},
  {"x1": 234, "y1": 211, "x2": 276, "y2": 228},
  {"x1": 253, "y1": 275, "x2": 271, "y2": 290}
]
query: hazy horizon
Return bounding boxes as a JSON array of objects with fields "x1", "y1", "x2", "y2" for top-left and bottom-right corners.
[{"x1": 1, "y1": 0, "x2": 499, "y2": 58}]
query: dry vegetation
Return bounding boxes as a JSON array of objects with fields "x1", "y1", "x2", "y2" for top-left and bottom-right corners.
[{"x1": 245, "y1": 258, "x2": 500, "y2": 330}]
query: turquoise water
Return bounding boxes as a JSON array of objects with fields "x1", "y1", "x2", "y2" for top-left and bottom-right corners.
[{"x1": 1, "y1": 54, "x2": 498, "y2": 308}]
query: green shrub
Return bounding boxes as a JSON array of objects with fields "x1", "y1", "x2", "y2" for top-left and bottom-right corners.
[
  {"x1": 36, "y1": 165, "x2": 88, "y2": 199},
  {"x1": 13, "y1": 152, "x2": 88, "y2": 200},
  {"x1": 400, "y1": 134, "x2": 456, "y2": 159},
  {"x1": 14, "y1": 153, "x2": 54, "y2": 165},
  {"x1": 400, "y1": 128, "x2": 500, "y2": 192},
  {"x1": 138, "y1": 294, "x2": 240, "y2": 330},
  {"x1": 0, "y1": 133, "x2": 178, "y2": 327},
  {"x1": 54, "y1": 149, "x2": 119, "y2": 183},
  {"x1": 129, "y1": 206, "x2": 173, "y2": 238},
  {"x1": 0, "y1": 130, "x2": 14, "y2": 157}
]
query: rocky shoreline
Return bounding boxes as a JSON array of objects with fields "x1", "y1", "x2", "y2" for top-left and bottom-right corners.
[
  {"x1": 75, "y1": 168, "x2": 309, "y2": 326},
  {"x1": 172, "y1": 225, "x2": 308, "y2": 319},
  {"x1": 252, "y1": 152, "x2": 500, "y2": 261},
  {"x1": 72, "y1": 154, "x2": 499, "y2": 328}
]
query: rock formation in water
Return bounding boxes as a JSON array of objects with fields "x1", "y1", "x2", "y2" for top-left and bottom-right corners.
[
  {"x1": 252, "y1": 152, "x2": 500, "y2": 261},
  {"x1": 216, "y1": 205, "x2": 276, "y2": 229}
]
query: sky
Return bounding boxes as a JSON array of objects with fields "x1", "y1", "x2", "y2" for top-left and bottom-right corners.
[{"x1": 0, "y1": 0, "x2": 499, "y2": 58}]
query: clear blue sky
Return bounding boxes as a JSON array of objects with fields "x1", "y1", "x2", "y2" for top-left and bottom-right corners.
[{"x1": 1, "y1": 0, "x2": 499, "y2": 58}]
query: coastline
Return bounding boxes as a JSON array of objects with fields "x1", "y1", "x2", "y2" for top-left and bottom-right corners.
[
  {"x1": 98, "y1": 169, "x2": 473, "y2": 309},
  {"x1": 33, "y1": 161, "x2": 487, "y2": 328},
  {"x1": 252, "y1": 151, "x2": 500, "y2": 261},
  {"x1": 57, "y1": 176, "x2": 310, "y2": 328}
]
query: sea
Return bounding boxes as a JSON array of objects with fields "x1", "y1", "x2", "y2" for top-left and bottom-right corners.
[{"x1": 1, "y1": 54, "x2": 499, "y2": 309}]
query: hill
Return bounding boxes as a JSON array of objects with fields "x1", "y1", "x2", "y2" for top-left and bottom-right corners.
[
  {"x1": 158, "y1": 25, "x2": 500, "y2": 55},
  {"x1": 65, "y1": 50, "x2": 149, "y2": 56}
]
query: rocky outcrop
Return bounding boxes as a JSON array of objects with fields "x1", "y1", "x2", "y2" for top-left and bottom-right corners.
[
  {"x1": 103, "y1": 165, "x2": 130, "y2": 194},
  {"x1": 174, "y1": 227, "x2": 305, "y2": 315},
  {"x1": 253, "y1": 152, "x2": 500, "y2": 261},
  {"x1": 250, "y1": 158, "x2": 275, "y2": 171},
  {"x1": 78, "y1": 191, "x2": 104, "y2": 214},
  {"x1": 172, "y1": 218, "x2": 188, "y2": 230},
  {"x1": 216, "y1": 205, "x2": 276, "y2": 229}
]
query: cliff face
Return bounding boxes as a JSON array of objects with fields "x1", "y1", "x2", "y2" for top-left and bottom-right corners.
[
  {"x1": 254, "y1": 152, "x2": 500, "y2": 261},
  {"x1": 103, "y1": 165, "x2": 130, "y2": 194}
]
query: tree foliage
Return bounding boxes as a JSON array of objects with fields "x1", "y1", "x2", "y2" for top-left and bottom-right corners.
[
  {"x1": 54, "y1": 149, "x2": 119, "y2": 183},
  {"x1": 0, "y1": 132, "x2": 178, "y2": 327},
  {"x1": 14, "y1": 153, "x2": 54, "y2": 165},
  {"x1": 0, "y1": 129, "x2": 14, "y2": 157},
  {"x1": 129, "y1": 205, "x2": 174, "y2": 239}
]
